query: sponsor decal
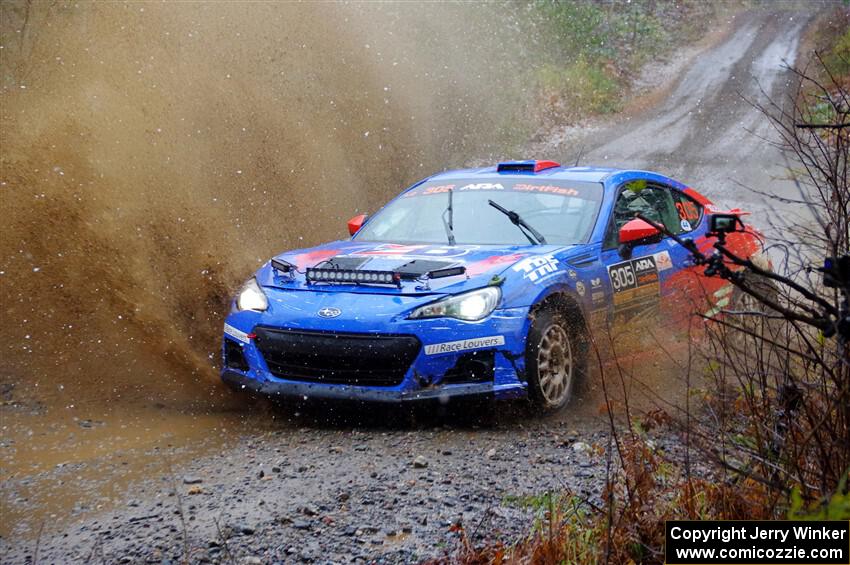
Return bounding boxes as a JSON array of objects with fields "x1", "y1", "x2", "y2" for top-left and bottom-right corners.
[
  {"x1": 404, "y1": 181, "x2": 593, "y2": 199},
  {"x1": 421, "y1": 184, "x2": 455, "y2": 195},
  {"x1": 424, "y1": 335, "x2": 505, "y2": 355},
  {"x1": 513, "y1": 183, "x2": 579, "y2": 197},
  {"x1": 356, "y1": 244, "x2": 477, "y2": 258},
  {"x1": 680, "y1": 219, "x2": 692, "y2": 231},
  {"x1": 590, "y1": 277, "x2": 602, "y2": 288},
  {"x1": 459, "y1": 182, "x2": 504, "y2": 191},
  {"x1": 465, "y1": 253, "x2": 527, "y2": 276},
  {"x1": 591, "y1": 291, "x2": 606, "y2": 304},
  {"x1": 224, "y1": 323, "x2": 250, "y2": 343},
  {"x1": 318, "y1": 307, "x2": 342, "y2": 318},
  {"x1": 653, "y1": 250, "x2": 673, "y2": 271},
  {"x1": 403, "y1": 184, "x2": 458, "y2": 197},
  {"x1": 607, "y1": 255, "x2": 660, "y2": 310},
  {"x1": 576, "y1": 281, "x2": 586, "y2": 297},
  {"x1": 357, "y1": 244, "x2": 427, "y2": 256},
  {"x1": 568, "y1": 269, "x2": 578, "y2": 279},
  {"x1": 512, "y1": 254, "x2": 560, "y2": 283},
  {"x1": 633, "y1": 257, "x2": 658, "y2": 283},
  {"x1": 294, "y1": 248, "x2": 340, "y2": 269}
]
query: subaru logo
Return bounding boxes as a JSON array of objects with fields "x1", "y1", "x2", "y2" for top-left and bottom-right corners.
[{"x1": 318, "y1": 307, "x2": 342, "y2": 318}]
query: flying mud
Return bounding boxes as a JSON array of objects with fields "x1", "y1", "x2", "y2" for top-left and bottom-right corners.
[
  {"x1": 0, "y1": 3, "x2": 544, "y2": 406},
  {"x1": 0, "y1": 1, "x2": 548, "y2": 539}
]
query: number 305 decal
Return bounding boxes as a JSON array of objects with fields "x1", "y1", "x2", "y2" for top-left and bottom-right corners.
[
  {"x1": 607, "y1": 256, "x2": 661, "y2": 313},
  {"x1": 607, "y1": 256, "x2": 659, "y2": 293},
  {"x1": 609, "y1": 263, "x2": 636, "y2": 291}
]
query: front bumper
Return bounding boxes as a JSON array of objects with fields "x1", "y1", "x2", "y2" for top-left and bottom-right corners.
[
  {"x1": 221, "y1": 370, "x2": 524, "y2": 403},
  {"x1": 220, "y1": 288, "x2": 532, "y2": 403}
]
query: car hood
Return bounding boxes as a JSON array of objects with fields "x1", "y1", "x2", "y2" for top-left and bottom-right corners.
[{"x1": 255, "y1": 240, "x2": 579, "y2": 296}]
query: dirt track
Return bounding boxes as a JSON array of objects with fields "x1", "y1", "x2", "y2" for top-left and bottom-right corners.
[
  {"x1": 581, "y1": 10, "x2": 807, "y2": 232},
  {"x1": 0, "y1": 8, "x2": 815, "y2": 565}
]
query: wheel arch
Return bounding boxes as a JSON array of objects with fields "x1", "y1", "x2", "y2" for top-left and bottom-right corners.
[{"x1": 529, "y1": 287, "x2": 589, "y2": 343}]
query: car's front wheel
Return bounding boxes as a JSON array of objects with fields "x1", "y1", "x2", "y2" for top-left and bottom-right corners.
[{"x1": 525, "y1": 306, "x2": 584, "y2": 413}]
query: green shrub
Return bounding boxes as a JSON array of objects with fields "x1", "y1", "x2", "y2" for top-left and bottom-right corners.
[
  {"x1": 824, "y1": 28, "x2": 850, "y2": 77},
  {"x1": 538, "y1": 58, "x2": 621, "y2": 115}
]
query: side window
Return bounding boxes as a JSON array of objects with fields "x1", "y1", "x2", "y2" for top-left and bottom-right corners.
[
  {"x1": 670, "y1": 190, "x2": 703, "y2": 233},
  {"x1": 605, "y1": 181, "x2": 681, "y2": 247}
]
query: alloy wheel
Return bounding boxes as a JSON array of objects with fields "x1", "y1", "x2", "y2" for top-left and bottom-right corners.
[{"x1": 536, "y1": 323, "x2": 573, "y2": 406}]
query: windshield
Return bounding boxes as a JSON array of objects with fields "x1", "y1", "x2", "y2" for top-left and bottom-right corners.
[{"x1": 356, "y1": 178, "x2": 604, "y2": 246}]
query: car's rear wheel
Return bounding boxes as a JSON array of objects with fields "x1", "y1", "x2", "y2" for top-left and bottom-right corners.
[
  {"x1": 525, "y1": 306, "x2": 584, "y2": 413},
  {"x1": 725, "y1": 272, "x2": 780, "y2": 333}
]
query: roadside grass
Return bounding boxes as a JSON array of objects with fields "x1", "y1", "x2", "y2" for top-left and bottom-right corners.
[
  {"x1": 807, "y1": 8, "x2": 850, "y2": 125},
  {"x1": 812, "y1": 6, "x2": 850, "y2": 78},
  {"x1": 824, "y1": 27, "x2": 850, "y2": 77},
  {"x1": 537, "y1": 60, "x2": 621, "y2": 116}
]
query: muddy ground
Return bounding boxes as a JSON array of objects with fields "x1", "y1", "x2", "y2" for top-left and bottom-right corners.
[{"x1": 0, "y1": 6, "x2": 819, "y2": 564}]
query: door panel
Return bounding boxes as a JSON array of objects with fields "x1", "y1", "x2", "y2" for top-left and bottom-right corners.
[{"x1": 600, "y1": 181, "x2": 696, "y2": 327}]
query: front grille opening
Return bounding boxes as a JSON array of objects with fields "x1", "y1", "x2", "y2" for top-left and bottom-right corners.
[
  {"x1": 253, "y1": 327, "x2": 421, "y2": 387},
  {"x1": 224, "y1": 339, "x2": 249, "y2": 372},
  {"x1": 442, "y1": 350, "x2": 495, "y2": 384}
]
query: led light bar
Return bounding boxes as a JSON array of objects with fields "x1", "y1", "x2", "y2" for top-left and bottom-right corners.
[{"x1": 306, "y1": 268, "x2": 401, "y2": 287}]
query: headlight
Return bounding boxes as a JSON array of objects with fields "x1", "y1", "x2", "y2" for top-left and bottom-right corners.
[
  {"x1": 236, "y1": 278, "x2": 268, "y2": 311},
  {"x1": 409, "y1": 287, "x2": 501, "y2": 321}
]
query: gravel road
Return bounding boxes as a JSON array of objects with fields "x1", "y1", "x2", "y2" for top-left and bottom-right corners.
[
  {"x1": 579, "y1": 10, "x2": 810, "y2": 234},
  {"x1": 16, "y1": 408, "x2": 614, "y2": 564},
  {"x1": 1, "y1": 9, "x2": 813, "y2": 565}
]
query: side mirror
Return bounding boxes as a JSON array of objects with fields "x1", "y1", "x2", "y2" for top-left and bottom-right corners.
[
  {"x1": 347, "y1": 214, "x2": 368, "y2": 236},
  {"x1": 619, "y1": 218, "x2": 661, "y2": 246}
]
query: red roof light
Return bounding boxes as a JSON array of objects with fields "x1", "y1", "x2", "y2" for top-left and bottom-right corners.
[{"x1": 533, "y1": 160, "x2": 560, "y2": 172}]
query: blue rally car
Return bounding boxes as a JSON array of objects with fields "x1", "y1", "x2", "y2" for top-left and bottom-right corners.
[{"x1": 221, "y1": 160, "x2": 763, "y2": 412}]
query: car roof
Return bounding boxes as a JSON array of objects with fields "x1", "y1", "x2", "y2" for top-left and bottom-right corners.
[
  {"x1": 428, "y1": 165, "x2": 619, "y2": 183},
  {"x1": 425, "y1": 164, "x2": 688, "y2": 192}
]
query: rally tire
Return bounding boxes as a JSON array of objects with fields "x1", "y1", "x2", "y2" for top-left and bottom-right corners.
[
  {"x1": 525, "y1": 306, "x2": 585, "y2": 413},
  {"x1": 729, "y1": 271, "x2": 778, "y2": 312},
  {"x1": 728, "y1": 271, "x2": 783, "y2": 343}
]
